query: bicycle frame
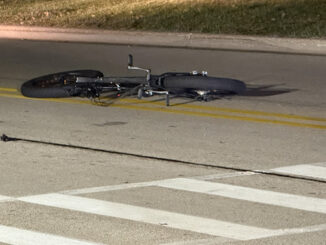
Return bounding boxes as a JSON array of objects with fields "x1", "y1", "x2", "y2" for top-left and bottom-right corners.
[{"x1": 74, "y1": 55, "x2": 208, "y2": 106}]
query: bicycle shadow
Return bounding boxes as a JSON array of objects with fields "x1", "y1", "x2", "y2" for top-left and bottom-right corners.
[
  {"x1": 167, "y1": 83, "x2": 297, "y2": 106},
  {"x1": 98, "y1": 83, "x2": 297, "y2": 107},
  {"x1": 241, "y1": 84, "x2": 298, "y2": 97}
]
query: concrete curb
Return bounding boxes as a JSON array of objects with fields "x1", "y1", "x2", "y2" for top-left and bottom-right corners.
[{"x1": 1, "y1": 25, "x2": 326, "y2": 55}]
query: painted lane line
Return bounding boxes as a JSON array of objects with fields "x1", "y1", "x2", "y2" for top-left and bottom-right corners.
[
  {"x1": 273, "y1": 223, "x2": 326, "y2": 237},
  {"x1": 1, "y1": 92, "x2": 326, "y2": 130},
  {"x1": 179, "y1": 103, "x2": 326, "y2": 123},
  {"x1": 61, "y1": 172, "x2": 257, "y2": 195},
  {"x1": 55, "y1": 162, "x2": 326, "y2": 196},
  {"x1": 160, "y1": 237, "x2": 235, "y2": 245},
  {"x1": 0, "y1": 195, "x2": 13, "y2": 203},
  {"x1": 18, "y1": 193, "x2": 278, "y2": 240},
  {"x1": 123, "y1": 98, "x2": 326, "y2": 123},
  {"x1": 272, "y1": 164, "x2": 326, "y2": 181},
  {"x1": 0, "y1": 195, "x2": 10, "y2": 201},
  {"x1": 156, "y1": 178, "x2": 326, "y2": 214},
  {"x1": 161, "y1": 223, "x2": 326, "y2": 244},
  {"x1": 193, "y1": 171, "x2": 257, "y2": 180},
  {"x1": 0, "y1": 87, "x2": 17, "y2": 92},
  {"x1": 101, "y1": 97, "x2": 326, "y2": 123},
  {"x1": 61, "y1": 180, "x2": 161, "y2": 195},
  {"x1": 0, "y1": 224, "x2": 104, "y2": 245},
  {"x1": 3, "y1": 87, "x2": 326, "y2": 123}
]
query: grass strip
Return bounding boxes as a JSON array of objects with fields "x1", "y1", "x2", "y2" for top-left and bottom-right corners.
[{"x1": 0, "y1": 0, "x2": 325, "y2": 38}]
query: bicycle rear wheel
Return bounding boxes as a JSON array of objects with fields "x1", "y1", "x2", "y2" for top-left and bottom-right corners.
[
  {"x1": 21, "y1": 70, "x2": 103, "y2": 98},
  {"x1": 162, "y1": 76, "x2": 246, "y2": 94}
]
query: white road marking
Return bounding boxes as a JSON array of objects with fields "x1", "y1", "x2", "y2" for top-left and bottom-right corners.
[
  {"x1": 272, "y1": 164, "x2": 326, "y2": 181},
  {"x1": 56, "y1": 162, "x2": 326, "y2": 196},
  {"x1": 5, "y1": 163, "x2": 326, "y2": 243},
  {"x1": 0, "y1": 195, "x2": 13, "y2": 203},
  {"x1": 18, "y1": 193, "x2": 279, "y2": 240},
  {"x1": 160, "y1": 237, "x2": 234, "y2": 245},
  {"x1": 274, "y1": 223, "x2": 326, "y2": 237},
  {"x1": 59, "y1": 163, "x2": 326, "y2": 196},
  {"x1": 61, "y1": 172, "x2": 255, "y2": 195},
  {"x1": 193, "y1": 171, "x2": 257, "y2": 180},
  {"x1": 61, "y1": 172, "x2": 257, "y2": 195},
  {"x1": 161, "y1": 223, "x2": 326, "y2": 244},
  {"x1": 0, "y1": 224, "x2": 104, "y2": 245},
  {"x1": 61, "y1": 180, "x2": 161, "y2": 195},
  {"x1": 156, "y1": 178, "x2": 326, "y2": 214}
]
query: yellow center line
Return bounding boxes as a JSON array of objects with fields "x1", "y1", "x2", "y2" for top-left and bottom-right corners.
[
  {"x1": 117, "y1": 104, "x2": 326, "y2": 130},
  {"x1": 0, "y1": 87, "x2": 18, "y2": 93},
  {"x1": 3, "y1": 87, "x2": 325, "y2": 123},
  {"x1": 0, "y1": 92, "x2": 92, "y2": 105},
  {"x1": 120, "y1": 98, "x2": 326, "y2": 123},
  {"x1": 0, "y1": 91, "x2": 325, "y2": 130}
]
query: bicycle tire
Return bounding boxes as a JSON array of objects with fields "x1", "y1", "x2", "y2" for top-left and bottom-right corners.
[
  {"x1": 21, "y1": 70, "x2": 104, "y2": 98},
  {"x1": 162, "y1": 76, "x2": 246, "y2": 94}
]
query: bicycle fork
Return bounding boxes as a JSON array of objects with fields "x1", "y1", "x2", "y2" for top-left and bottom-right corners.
[{"x1": 128, "y1": 54, "x2": 170, "y2": 106}]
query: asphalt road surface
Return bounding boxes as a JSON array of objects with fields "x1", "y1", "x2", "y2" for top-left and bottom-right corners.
[{"x1": 0, "y1": 39, "x2": 325, "y2": 244}]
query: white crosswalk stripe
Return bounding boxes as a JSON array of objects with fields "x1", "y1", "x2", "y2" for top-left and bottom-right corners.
[
  {"x1": 192, "y1": 171, "x2": 257, "y2": 180},
  {"x1": 0, "y1": 225, "x2": 104, "y2": 245},
  {"x1": 158, "y1": 178, "x2": 326, "y2": 214},
  {"x1": 1, "y1": 163, "x2": 325, "y2": 243},
  {"x1": 18, "y1": 193, "x2": 278, "y2": 241},
  {"x1": 0, "y1": 195, "x2": 12, "y2": 202},
  {"x1": 61, "y1": 180, "x2": 160, "y2": 195},
  {"x1": 60, "y1": 163, "x2": 326, "y2": 197},
  {"x1": 272, "y1": 163, "x2": 326, "y2": 181},
  {"x1": 161, "y1": 224, "x2": 326, "y2": 245},
  {"x1": 156, "y1": 178, "x2": 326, "y2": 214}
]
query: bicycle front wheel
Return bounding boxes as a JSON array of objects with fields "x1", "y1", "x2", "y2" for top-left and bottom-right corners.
[
  {"x1": 21, "y1": 70, "x2": 103, "y2": 98},
  {"x1": 162, "y1": 76, "x2": 246, "y2": 94}
]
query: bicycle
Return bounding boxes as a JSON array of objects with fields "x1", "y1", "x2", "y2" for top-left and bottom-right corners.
[{"x1": 21, "y1": 55, "x2": 246, "y2": 106}]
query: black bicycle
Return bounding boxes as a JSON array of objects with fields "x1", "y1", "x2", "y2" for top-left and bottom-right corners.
[{"x1": 21, "y1": 55, "x2": 246, "y2": 106}]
